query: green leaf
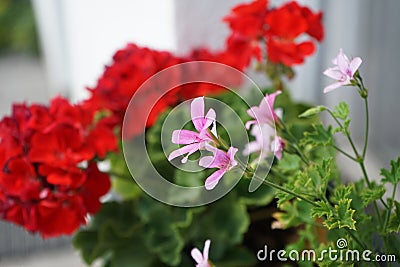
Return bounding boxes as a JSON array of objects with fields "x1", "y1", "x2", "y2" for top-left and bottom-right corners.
[
  {"x1": 298, "y1": 105, "x2": 326, "y2": 118},
  {"x1": 302, "y1": 124, "x2": 333, "y2": 147},
  {"x1": 137, "y1": 196, "x2": 190, "y2": 266},
  {"x1": 360, "y1": 184, "x2": 385, "y2": 207},
  {"x1": 311, "y1": 201, "x2": 333, "y2": 218},
  {"x1": 112, "y1": 178, "x2": 141, "y2": 200},
  {"x1": 331, "y1": 184, "x2": 354, "y2": 204},
  {"x1": 190, "y1": 193, "x2": 250, "y2": 259},
  {"x1": 381, "y1": 157, "x2": 400, "y2": 184},
  {"x1": 332, "y1": 101, "x2": 350, "y2": 120},
  {"x1": 217, "y1": 246, "x2": 257, "y2": 267},
  {"x1": 274, "y1": 200, "x2": 314, "y2": 228},
  {"x1": 324, "y1": 199, "x2": 356, "y2": 230},
  {"x1": 277, "y1": 154, "x2": 302, "y2": 173},
  {"x1": 111, "y1": 241, "x2": 154, "y2": 267},
  {"x1": 237, "y1": 178, "x2": 276, "y2": 206},
  {"x1": 387, "y1": 200, "x2": 400, "y2": 233},
  {"x1": 144, "y1": 226, "x2": 184, "y2": 266},
  {"x1": 73, "y1": 201, "x2": 148, "y2": 265},
  {"x1": 73, "y1": 230, "x2": 105, "y2": 264}
]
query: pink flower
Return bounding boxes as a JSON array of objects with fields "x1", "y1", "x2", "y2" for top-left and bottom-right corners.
[
  {"x1": 323, "y1": 48, "x2": 362, "y2": 93},
  {"x1": 191, "y1": 240, "x2": 211, "y2": 267},
  {"x1": 245, "y1": 91, "x2": 281, "y2": 129},
  {"x1": 199, "y1": 146, "x2": 238, "y2": 190},
  {"x1": 243, "y1": 123, "x2": 284, "y2": 160},
  {"x1": 168, "y1": 97, "x2": 217, "y2": 163},
  {"x1": 271, "y1": 135, "x2": 284, "y2": 160}
]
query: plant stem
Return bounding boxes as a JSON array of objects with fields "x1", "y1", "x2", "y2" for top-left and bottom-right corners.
[
  {"x1": 327, "y1": 109, "x2": 388, "y2": 213},
  {"x1": 362, "y1": 98, "x2": 369, "y2": 158},
  {"x1": 327, "y1": 110, "x2": 359, "y2": 157},
  {"x1": 331, "y1": 144, "x2": 358, "y2": 161},
  {"x1": 383, "y1": 183, "x2": 397, "y2": 232},
  {"x1": 252, "y1": 173, "x2": 317, "y2": 207}
]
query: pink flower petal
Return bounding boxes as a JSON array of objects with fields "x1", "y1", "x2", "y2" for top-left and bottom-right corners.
[
  {"x1": 205, "y1": 169, "x2": 226, "y2": 190},
  {"x1": 191, "y1": 97, "x2": 205, "y2": 132},
  {"x1": 245, "y1": 119, "x2": 257, "y2": 129},
  {"x1": 337, "y1": 49, "x2": 350, "y2": 74},
  {"x1": 227, "y1": 147, "x2": 238, "y2": 168},
  {"x1": 203, "y1": 240, "x2": 211, "y2": 260},
  {"x1": 204, "y1": 145, "x2": 230, "y2": 166},
  {"x1": 168, "y1": 143, "x2": 200, "y2": 162},
  {"x1": 172, "y1": 130, "x2": 199, "y2": 144},
  {"x1": 243, "y1": 141, "x2": 261, "y2": 156},
  {"x1": 266, "y1": 91, "x2": 282, "y2": 108},
  {"x1": 203, "y1": 108, "x2": 216, "y2": 129},
  {"x1": 199, "y1": 156, "x2": 216, "y2": 168},
  {"x1": 323, "y1": 82, "x2": 344, "y2": 93},
  {"x1": 349, "y1": 57, "x2": 362, "y2": 75},
  {"x1": 272, "y1": 136, "x2": 284, "y2": 160},
  {"x1": 191, "y1": 248, "x2": 203, "y2": 264},
  {"x1": 323, "y1": 68, "x2": 344, "y2": 80},
  {"x1": 246, "y1": 107, "x2": 257, "y2": 119}
]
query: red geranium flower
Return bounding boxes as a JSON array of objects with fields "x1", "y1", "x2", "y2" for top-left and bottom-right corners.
[
  {"x1": 0, "y1": 98, "x2": 116, "y2": 237},
  {"x1": 264, "y1": 1, "x2": 324, "y2": 66},
  {"x1": 223, "y1": 0, "x2": 324, "y2": 67}
]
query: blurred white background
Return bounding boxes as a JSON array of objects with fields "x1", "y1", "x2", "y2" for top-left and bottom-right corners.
[{"x1": 1, "y1": 0, "x2": 400, "y2": 265}]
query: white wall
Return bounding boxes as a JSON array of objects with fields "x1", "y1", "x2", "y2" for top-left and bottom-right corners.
[{"x1": 33, "y1": 0, "x2": 176, "y2": 101}]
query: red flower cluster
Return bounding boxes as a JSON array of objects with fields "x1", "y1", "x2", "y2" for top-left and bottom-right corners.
[
  {"x1": 84, "y1": 44, "x2": 246, "y2": 138},
  {"x1": 224, "y1": 0, "x2": 324, "y2": 66},
  {"x1": 0, "y1": 97, "x2": 117, "y2": 237}
]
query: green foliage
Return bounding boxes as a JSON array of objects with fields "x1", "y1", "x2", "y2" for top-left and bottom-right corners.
[
  {"x1": 381, "y1": 157, "x2": 400, "y2": 184},
  {"x1": 0, "y1": 0, "x2": 39, "y2": 55},
  {"x1": 324, "y1": 199, "x2": 356, "y2": 230},
  {"x1": 331, "y1": 102, "x2": 351, "y2": 133},
  {"x1": 302, "y1": 124, "x2": 333, "y2": 147},
  {"x1": 311, "y1": 201, "x2": 332, "y2": 218},
  {"x1": 332, "y1": 102, "x2": 349, "y2": 121},
  {"x1": 386, "y1": 200, "x2": 400, "y2": 233},
  {"x1": 274, "y1": 200, "x2": 314, "y2": 228},
  {"x1": 360, "y1": 183, "x2": 385, "y2": 207}
]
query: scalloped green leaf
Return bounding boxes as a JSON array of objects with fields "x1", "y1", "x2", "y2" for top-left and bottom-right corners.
[
  {"x1": 360, "y1": 184, "x2": 385, "y2": 207},
  {"x1": 324, "y1": 199, "x2": 356, "y2": 230},
  {"x1": 311, "y1": 201, "x2": 332, "y2": 218},
  {"x1": 302, "y1": 124, "x2": 333, "y2": 147},
  {"x1": 332, "y1": 101, "x2": 350, "y2": 120},
  {"x1": 381, "y1": 157, "x2": 400, "y2": 184}
]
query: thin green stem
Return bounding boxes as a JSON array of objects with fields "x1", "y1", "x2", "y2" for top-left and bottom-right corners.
[
  {"x1": 252, "y1": 174, "x2": 317, "y2": 207},
  {"x1": 327, "y1": 109, "x2": 359, "y2": 158},
  {"x1": 327, "y1": 109, "x2": 388, "y2": 212},
  {"x1": 331, "y1": 144, "x2": 358, "y2": 161},
  {"x1": 362, "y1": 98, "x2": 369, "y2": 158},
  {"x1": 383, "y1": 183, "x2": 397, "y2": 232},
  {"x1": 345, "y1": 229, "x2": 368, "y2": 251}
]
